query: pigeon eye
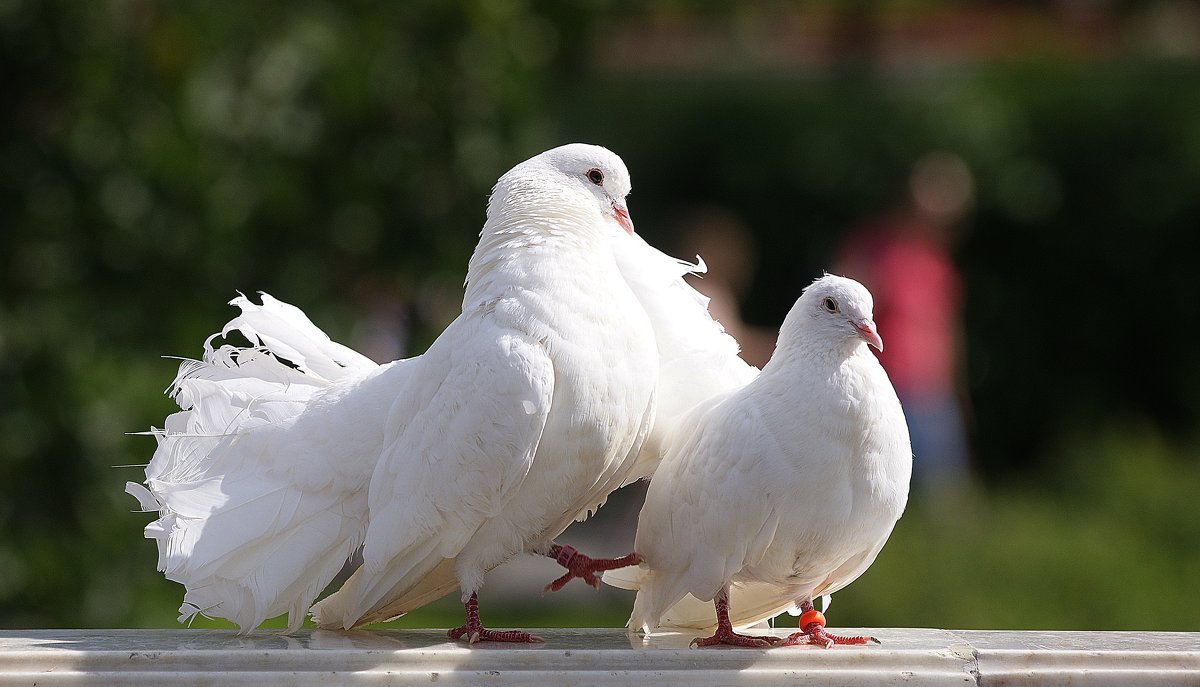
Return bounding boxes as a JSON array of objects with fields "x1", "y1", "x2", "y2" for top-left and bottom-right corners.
[
  {"x1": 821, "y1": 297, "x2": 839, "y2": 313},
  {"x1": 586, "y1": 168, "x2": 604, "y2": 186}
]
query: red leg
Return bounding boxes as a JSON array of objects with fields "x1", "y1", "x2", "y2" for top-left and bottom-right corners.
[
  {"x1": 543, "y1": 543, "x2": 643, "y2": 593},
  {"x1": 691, "y1": 587, "x2": 782, "y2": 648},
  {"x1": 780, "y1": 599, "x2": 878, "y2": 648},
  {"x1": 447, "y1": 592, "x2": 544, "y2": 644}
]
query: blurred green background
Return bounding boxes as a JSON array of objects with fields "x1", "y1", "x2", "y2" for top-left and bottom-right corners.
[{"x1": 2, "y1": 0, "x2": 1199, "y2": 632}]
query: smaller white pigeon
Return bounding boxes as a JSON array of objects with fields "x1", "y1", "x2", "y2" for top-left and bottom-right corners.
[{"x1": 606, "y1": 274, "x2": 911, "y2": 648}]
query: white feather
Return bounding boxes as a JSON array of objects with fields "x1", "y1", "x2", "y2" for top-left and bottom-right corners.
[
  {"x1": 609, "y1": 274, "x2": 912, "y2": 633},
  {"x1": 608, "y1": 232, "x2": 759, "y2": 483},
  {"x1": 306, "y1": 143, "x2": 660, "y2": 630},
  {"x1": 131, "y1": 293, "x2": 398, "y2": 632}
]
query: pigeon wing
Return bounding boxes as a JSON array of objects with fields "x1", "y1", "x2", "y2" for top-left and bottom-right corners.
[
  {"x1": 625, "y1": 390, "x2": 783, "y2": 631},
  {"x1": 312, "y1": 314, "x2": 554, "y2": 628}
]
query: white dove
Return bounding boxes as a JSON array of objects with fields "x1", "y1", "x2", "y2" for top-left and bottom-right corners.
[
  {"x1": 129, "y1": 143, "x2": 670, "y2": 641},
  {"x1": 606, "y1": 274, "x2": 912, "y2": 648},
  {"x1": 307, "y1": 143, "x2": 663, "y2": 642},
  {"x1": 305, "y1": 159, "x2": 760, "y2": 632}
]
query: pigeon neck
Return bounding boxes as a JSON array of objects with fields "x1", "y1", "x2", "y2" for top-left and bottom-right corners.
[
  {"x1": 463, "y1": 192, "x2": 608, "y2": 309},
  {"x1": 765, "y1": 332, "x2": 868, "y2": 373}
]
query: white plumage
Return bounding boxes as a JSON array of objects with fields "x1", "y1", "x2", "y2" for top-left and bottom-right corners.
[
  {"x1": 606, "y1": 274, "x2": 911, "y2": 645},
  {"x1": 608, "y1": 233, "x2": 759, "y2": 483},
  {"x1": 128, "y1": 143, "x2": 751, "y2": 638},
  {"x1": 125, "y1": 294, "x2": 398, "y2": 632}
]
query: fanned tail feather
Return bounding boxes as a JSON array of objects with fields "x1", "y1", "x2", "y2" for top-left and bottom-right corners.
[
  {"x1": 217, "y1": 293, "x2": 376, "y2": 379},
  {"x1": 128, "y1": 293, "x2": 382, "y2": 632}
]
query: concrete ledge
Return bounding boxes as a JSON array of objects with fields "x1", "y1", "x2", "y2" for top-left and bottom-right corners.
[{"x1": 0, "y1": 628, "x2": 1196, "y2": 686}]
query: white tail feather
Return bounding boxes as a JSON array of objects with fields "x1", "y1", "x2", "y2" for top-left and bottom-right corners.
[
  {"x1": 348, "y1": 557, "x2": 460, "y2": 627},
  {"x1": 311, "y1": 539, "x2": 449, "y2": 629},
  {"x1": 131, "y1": 293, "x2": 384, "y2": 632}
]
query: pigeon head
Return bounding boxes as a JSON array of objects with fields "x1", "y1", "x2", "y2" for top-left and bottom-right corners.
[
  {"x1": 784, "y1": 274, "x2": 883, "y2": 353},
  {"x1": 500, "y1": 143, "x2": 634, "y2": 235},
  {"x1": 467, "y1": 144, "x2": 637, "y2": 309}
]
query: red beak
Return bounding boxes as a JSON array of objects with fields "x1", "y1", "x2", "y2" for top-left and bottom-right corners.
[
  {"x1": 853, "y1": 319, "x2": 883, "y2": 352},
  {"x1": 612, "y1": 200, "x2": 634, "y2": 235}
]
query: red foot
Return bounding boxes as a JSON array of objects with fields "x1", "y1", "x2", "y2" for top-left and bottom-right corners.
[
  {"x1": 447, "y1": 592, "x2": 544, "y2": 645},
  {"x1": 543, "y1": 544, "x2": 642, "y2": 593},
  {"x1": 691, "y1": 627, "x2": 782, "y2": 648},
  {"x1": 447, "y1": 625, "x2": 544, "y2": 644},
  {"x1": 691, "y1": 587, "x2": 782, "y2": 649},
  {"x1": 781, "y1": 622, "x2": 878, "y2": 648}
]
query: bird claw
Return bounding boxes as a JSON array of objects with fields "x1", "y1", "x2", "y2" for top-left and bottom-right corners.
[
  {"x1": 781, "y1": 632, "x2": 833, "y2": 648},
  {"x1": 543, "y1": 545, "x2": 640, "y2": 594},
  {"x1": 542, "y1": 570, "x2": 600, "y2": 595},
  {"x1": 781, "y1": 627, "x2": 877, "y2": 648},
  {"x1": 448, "y1": 625, "x2": 544, "y2": 644},
  {"x1": 691, "y1": 629, "x2": 782, "y2": 648},
  {"x1": 449, "y1": 592, "x2": 543, "y2": 645}
]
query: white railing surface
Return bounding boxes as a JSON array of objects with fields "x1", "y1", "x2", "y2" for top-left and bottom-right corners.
[{"x1": 1, "y1": 627, "x2": 1197, "y2": 686}]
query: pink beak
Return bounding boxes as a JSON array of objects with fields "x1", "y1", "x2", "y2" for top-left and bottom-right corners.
[
  {"x1": 612, "y1": 199, "x2": 634, "y2": 235},
  {"x1": 854, "y1": 319, "x2": 883, "y2": 352}
]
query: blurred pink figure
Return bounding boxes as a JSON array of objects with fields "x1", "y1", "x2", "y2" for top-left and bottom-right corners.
[{"x1": 837, "y1": 152, "x2": 973, "y2": 489}]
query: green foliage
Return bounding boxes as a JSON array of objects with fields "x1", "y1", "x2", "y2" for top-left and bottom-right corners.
[{"x1": 830, "y1": 424, "x2": 1200, "y2": 632}]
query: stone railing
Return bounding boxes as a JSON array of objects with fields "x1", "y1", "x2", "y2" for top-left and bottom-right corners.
[{"x1": 1, "y1": 627, "x2": 1197, "y2": 685}]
